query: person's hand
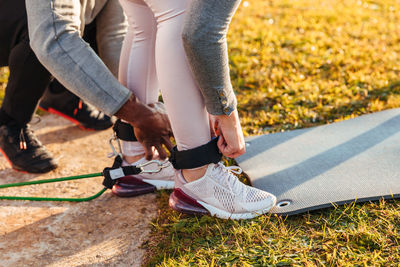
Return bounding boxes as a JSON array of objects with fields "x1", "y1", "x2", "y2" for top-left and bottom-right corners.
[
  {"x1": 134, "y1": 102, "x2": 174, "y2": 160},
  {"x1": 115, "y1": 96, "x2": 173, "y2": 160},
  {"x1": 211, "y1": 109, "x2": 245, "y2": 158}
]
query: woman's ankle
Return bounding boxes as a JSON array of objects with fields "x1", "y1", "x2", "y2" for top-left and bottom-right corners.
[
  {"x1": 182, "y1": 165, "x2": 208, "y2": 182},
  {"x1": 124, "y1": 154, "x2": 145, "y2": 164}
]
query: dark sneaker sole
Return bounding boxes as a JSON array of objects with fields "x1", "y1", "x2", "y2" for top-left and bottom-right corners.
[
  {"x1": 169, "y1": 188, "x2": 209, "y2": 215},
  {"x1": 38, "y1": 106, "x2": 111, "y2": 131},
  {"x1": 112, "y1": 175, "x2": 156, "y2": 197},
  {"x1": 0, "y1": 148, "x2": 57, "y2": 174}
]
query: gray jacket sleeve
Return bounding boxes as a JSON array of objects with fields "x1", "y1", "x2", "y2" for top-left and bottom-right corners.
[
  {"x1": 182, "y1": 0, "x2": 241, "y2": 116},
  {"x1": 25, "y1": 0, "x2": 131, "y2": 116}
]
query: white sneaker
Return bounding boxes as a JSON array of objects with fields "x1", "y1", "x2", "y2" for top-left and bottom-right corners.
[
  {"x1": 169, "y1": 162, "x2": 276, "y2": 220},
  {"x1": 112, "y1": 157, "x2": 175, "y2": 197}
]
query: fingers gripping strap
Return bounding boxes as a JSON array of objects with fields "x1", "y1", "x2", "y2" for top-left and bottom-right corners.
[
  {"x1": 113, "y1": 119, "x2": 137, "y2": 141},
  {"x1": 169, "y1": 138, "x2": 222, "y2": 169}
]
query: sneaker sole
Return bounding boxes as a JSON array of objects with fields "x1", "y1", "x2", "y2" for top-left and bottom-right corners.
[
  {"x1": 112, "y1": 175, "x2": 174, "y2": 197},
  {"x1": 169, "y1": 189, "x2": 277, "y2": 220},
  {"x1": 0, "y1": 147, "x2": 57, "y2": 174},
  {"x1": 38, "y1": 106, "x2": 110, "y2": 131},
  {"x1": 169, "y1": 188, "x2": 210, "y2": 216}
]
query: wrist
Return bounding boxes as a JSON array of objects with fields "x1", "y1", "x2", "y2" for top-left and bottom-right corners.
[
  {"x1": 115, "y1": 95, "x2": 151, "y2": 127},
  {"x1": 213, "y1": 109, "x2": 239, "y2": 121}
]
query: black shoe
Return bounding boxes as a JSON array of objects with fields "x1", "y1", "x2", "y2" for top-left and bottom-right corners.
[
  {"x1": 0, "y1": 122, "x2": 57, "y2": 173},
  {"x1": 39, "y1": 89, "x2": 114, "y2": 131}
]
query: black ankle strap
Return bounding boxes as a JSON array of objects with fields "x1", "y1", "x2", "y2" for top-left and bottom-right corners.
[
  {"x1": 169, "y1": 138, "x2": 222, "y2": 169},
  {"x1": 113, "y1": 119, "x2": 137, "y2": 141}
]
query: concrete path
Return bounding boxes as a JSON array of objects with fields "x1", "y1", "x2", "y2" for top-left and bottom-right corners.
[{"x1": 0, "y1": 114, "x2": 157, "y2": 266}]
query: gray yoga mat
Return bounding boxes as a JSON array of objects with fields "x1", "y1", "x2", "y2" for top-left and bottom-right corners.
[{"x1": 236, "y1": 108, "x2": 400, "y2": 215}]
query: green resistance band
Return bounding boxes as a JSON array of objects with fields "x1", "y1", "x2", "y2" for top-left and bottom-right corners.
[{"x1": 0, "y1": 172, "x2": 107, "y2": 202}]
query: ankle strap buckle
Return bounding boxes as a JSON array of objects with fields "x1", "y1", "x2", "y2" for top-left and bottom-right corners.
[{"x1": 137, "y1": 160, "x2": 170, "y2": 173}]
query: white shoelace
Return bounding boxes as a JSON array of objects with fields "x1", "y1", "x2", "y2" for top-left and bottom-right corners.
[
  {"x1": 225, "y1": 165, "x2": 243, "y2": 175},
  {"x1": 214, "y1": 163, "x2": 244, "y2": 195}
]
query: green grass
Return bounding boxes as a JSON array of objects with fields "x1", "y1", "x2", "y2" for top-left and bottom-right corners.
[
  {"x1": 145, "y1": 194, "x2": 400, "y2": 266},
  {"x1": 230, "y1": 0, "x2": 400, "y2": 135},
  {"x1": 144, "y1": 0, "x2": 400, "y2": 265}
]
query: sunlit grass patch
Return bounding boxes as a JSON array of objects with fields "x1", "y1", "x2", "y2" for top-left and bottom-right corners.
[
  {"x1": 145, "y1": 193, "x2": 400, "y2": 266},
  {"x1": 145, "y1": 0, "x2": 400, "y2": 265},
  {"x1": 229, "y1": 0, "x2": 400, "y2": 135}
]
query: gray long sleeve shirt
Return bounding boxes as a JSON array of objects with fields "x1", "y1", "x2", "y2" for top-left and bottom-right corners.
[
  {"x1": 182, "y1": 0, "x2": 241, "y2": 116},
  {"x1": 25, "y1": 0, "x2": 130, "y2": 116}
]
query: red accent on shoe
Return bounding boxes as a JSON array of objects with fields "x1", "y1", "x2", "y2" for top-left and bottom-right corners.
[
  {"x1": 111, "y1": 175, "x2": 156, "y2": 197},
  {"x1": 38, "y1": 106, "x2": 95, "y2": 131},
  {"x1": 118, "y1": 175, "x2": 150, "y2": 185},
  {"x1": 169, "y1": 188, "x2": 209, "y2": 215},
  {"x1": 0, "y1": 148, "x2": 29, "y2": 174},
  {"x1": 174, "y1": 188, "x2": 204, "y2": 208}
]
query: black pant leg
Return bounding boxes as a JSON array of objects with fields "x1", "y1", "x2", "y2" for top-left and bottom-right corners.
[
  {"x1": 3, "y1": 40, "x2": 52, "y2": 127},
  {"x1": 0, "y1": 0, "x2": 52, "y2": 127},
  {"x1": 0, "y1": 0, "x2": 20, "y2": 66}
]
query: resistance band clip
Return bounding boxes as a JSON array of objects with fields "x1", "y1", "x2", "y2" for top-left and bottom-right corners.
[
  {"x1": 108, "y1": 119, "x2": 138, "y2": 158},
  {"x1": 102, "y1": 155, "x2": 171, "y2": 189}
]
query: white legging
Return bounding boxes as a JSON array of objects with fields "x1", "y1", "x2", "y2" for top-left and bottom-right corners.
[{"x1": 119, "y1": 0, "x2": 211, "y2": 156}]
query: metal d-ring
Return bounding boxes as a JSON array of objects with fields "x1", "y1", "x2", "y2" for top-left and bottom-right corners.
[
  {"x1": 107, "y1": 134, "x2": 122, "y2": 158},
  {"x1": 138, "y1": 160, "x2": 170, "y2": 173}
]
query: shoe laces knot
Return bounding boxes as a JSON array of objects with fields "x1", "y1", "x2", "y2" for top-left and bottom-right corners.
[
  {"x1": 19, "y1": 129, "x2": 27, "y2": 150},
  {"x1": 215, "y1": 162, "x2": 243, "y2": 195},
  {"x1": 225, "y1": 166, "x2": 242, "y2": 175}
]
